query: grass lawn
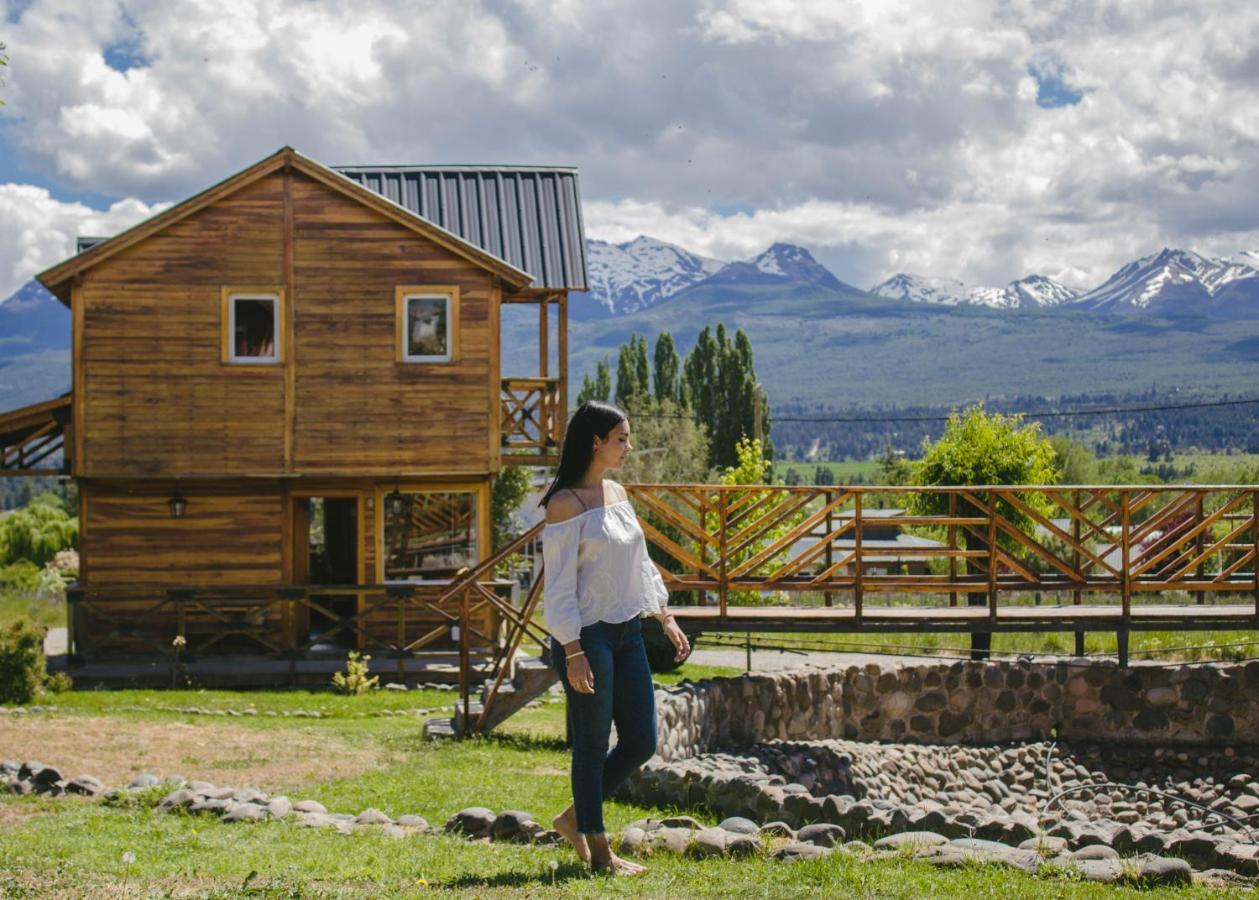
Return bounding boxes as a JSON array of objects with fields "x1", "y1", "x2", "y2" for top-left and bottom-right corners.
[{"x1": 0, "y1": 675, "x2": 1250, "y2": 897}]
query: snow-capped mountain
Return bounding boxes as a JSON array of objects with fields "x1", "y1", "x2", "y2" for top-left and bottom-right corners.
[
  {"x1": 870, "y1": 273, "x2": 1078, "y2": 309},
  {"x1": 583, "y1": 236, "x2": 723, "y2": 316},
  {"x1": 704, "y1": 242, "x2": 855, "y2": 292},
  {"x1": 1071, "y1": 248, "x2": 1259, "y2": 316}
]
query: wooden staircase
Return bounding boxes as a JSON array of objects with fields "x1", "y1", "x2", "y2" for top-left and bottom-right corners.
[{"x1": 424, "y1": 653, "x2": 557, "y2": 739}]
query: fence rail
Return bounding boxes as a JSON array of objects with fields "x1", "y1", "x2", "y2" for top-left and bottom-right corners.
[{"x1": 624, "y1": 483, "x2": 1259, "y2": 614}]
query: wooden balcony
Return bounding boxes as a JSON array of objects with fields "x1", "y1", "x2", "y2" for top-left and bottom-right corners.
[
  {"x1": 500, "y1": 377, "x2": 563, "y2": 466},
  {"x1": 0, "y1": 393, "x2": 72, "y2": 475}
]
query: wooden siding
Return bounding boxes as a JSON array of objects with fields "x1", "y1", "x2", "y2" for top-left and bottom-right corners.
[
  {"x1": 83, "y1": 481, "x2": 285, "y2": 585},
  {"x1": 291, "y1": 170, "x2": 496, "y2": 473},
  {"x1": 75, "y1": 168, "x2": 499, "y2": 478}
]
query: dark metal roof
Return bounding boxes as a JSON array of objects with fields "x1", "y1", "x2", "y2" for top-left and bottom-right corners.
[{"x1": 334, "y1": 165, "x2": 588, "y2": 292}]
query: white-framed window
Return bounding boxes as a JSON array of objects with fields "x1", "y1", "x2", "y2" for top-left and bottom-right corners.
[
  {"x1": 396, "y1": 286, "x2": 459, "y2": 363},
  {"x1": 224, "y1": 290, "x2": 282, "y2": 364}
]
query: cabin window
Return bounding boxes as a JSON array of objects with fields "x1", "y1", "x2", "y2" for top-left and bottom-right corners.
[
  {"x1": 396, "y1": 286, "x2": 459, "y2": 363},
  {"x1": 224, "y1": 291, "x2": 282, "y2": 364},
  {"x1": 382, "y1": 490, "x2": 478, "y2": 582}
]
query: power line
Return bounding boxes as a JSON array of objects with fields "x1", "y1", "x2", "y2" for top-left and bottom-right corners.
[{"x1": 632, "y1": 395, "x2": 1259, "y2": 425}]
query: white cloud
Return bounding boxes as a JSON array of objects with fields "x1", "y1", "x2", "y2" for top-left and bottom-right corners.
[
  {"x1": 0, "y1": 184, "x2": 167, "y2": 298},
  {"x1": 0, "y1": 0, "x2": 1256, "y2": 290}
]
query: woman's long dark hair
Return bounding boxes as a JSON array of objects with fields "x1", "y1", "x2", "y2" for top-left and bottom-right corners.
[{"x1": 539, "y1": 401, "x2": 627, "y2": 507}]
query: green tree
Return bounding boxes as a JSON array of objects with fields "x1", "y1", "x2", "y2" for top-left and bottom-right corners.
[
  {"x1": 653, "y1": 331, "x2": 680, "y2": 404},
  {"x1": 615, "y1": 335, "x2": 650, "y2": 410},
  {"x1": 490, "y1": 465, "x2": 533, "y2": 551},
  {"x1": 709, "y1": 437, "x2": 803, "y2": 606},
  {"x1": 0, "y1": 495, "x2": 79, "y2": 567},
  {"x1": 813, "y1": 465, "x2": 835, "y2": 486},
  {"x1": 576, "y1": 355, "x2": 613, "y2": 406},
  {"x1": 683, "y1": 326, "x2": 718, "y2": 439},
  {"x1": 618, "y1": 396, "x2": 710, "y2": 486},
  {"x1": 877, "y1": 443, "x2": 913, "y2": 486},
  {"x1": 1048, "y1": 435, "x2": 1096, "y2": 485},
  {"x1": 681, "y1": 324, "x2": 769, "y2": 470},
  {"x1": 907, "y1": 406, "x2": 1059, "y2": 659}
]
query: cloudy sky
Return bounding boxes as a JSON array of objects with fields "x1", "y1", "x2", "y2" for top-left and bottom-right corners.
[{"x1": 1, "y1": 0, "x2": 1258, "y2": 300}]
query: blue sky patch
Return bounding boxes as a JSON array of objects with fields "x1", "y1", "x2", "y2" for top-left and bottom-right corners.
[{"x1": 1029, "y1": 60, "x2": 1083, "y2": 109}]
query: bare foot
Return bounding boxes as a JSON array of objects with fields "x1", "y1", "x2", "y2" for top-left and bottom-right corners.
[
  {"x1": 591, "y1": 852, "x2": 647, "y2": 877},
  {"x1": 552, "y1": 807, "x2": 589, "y2": 863}
]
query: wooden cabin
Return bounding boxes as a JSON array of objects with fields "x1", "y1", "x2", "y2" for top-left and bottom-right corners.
[{"x1": 3, "y1": 147, "x2": 586, "y2": 668}]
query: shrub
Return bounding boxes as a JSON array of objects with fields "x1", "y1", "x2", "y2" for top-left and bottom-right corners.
[
  {"x1": 0, "y1": 560, "x2": 41, "y2": 591},
  {"x1": 332, "y1": 651, "x2": 378, "y2": 695},
  {"x1": 0, "y1": 616, "x2": 48, "y2": 704}
]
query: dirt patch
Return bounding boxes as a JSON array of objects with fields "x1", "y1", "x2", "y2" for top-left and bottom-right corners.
[{"x1": 0, "y1": 715, "x2": 386, "y2": 791}]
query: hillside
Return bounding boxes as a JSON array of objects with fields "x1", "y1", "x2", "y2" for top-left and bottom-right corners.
[{"x1": 506, "y1": 280, "x2": 1259, "y2": 409}]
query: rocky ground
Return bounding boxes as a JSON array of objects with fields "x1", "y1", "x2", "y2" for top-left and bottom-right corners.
[
  {"x1": 622, "y1": 737, "x2": 1259, "y2": 878},
  {"x1": 3, "y1": 755, "x2": 1254, "y2": 888}
]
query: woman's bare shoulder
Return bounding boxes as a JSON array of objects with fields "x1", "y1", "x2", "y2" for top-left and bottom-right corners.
[
  {"x1": 604, "y1": 479, "x2": 629, "y2": 502},
  {"x1": 546, "y1": 491, "x2": 585, "y2": 525}
]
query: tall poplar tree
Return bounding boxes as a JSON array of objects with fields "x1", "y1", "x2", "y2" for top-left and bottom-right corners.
[{"x1": 653, "y1": 332, "x2": 680, "y2": 404}]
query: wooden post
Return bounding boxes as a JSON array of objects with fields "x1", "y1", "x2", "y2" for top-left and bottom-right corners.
[
  {"x1": 1120, "y1": 490, "x2": 1132, "y2": 653},
  {"x1": 1195, "y1": 492, "x2": 1205, "y2": 605},
  {"x1": 1252, "y1": 489, "x2": 1258, "y2": 620},
  {"x1": 854, "y1": 491, "x2": 864, "y2": 626},
  {"x1": 557, "y1": 294, "x2": 568, "y2": 440},
  {"x1": 538, "y1": 299, "x2": 549, "y2": 379},
  {"x1": 459, "y1": 586, "x2": 470, "y2": 738},
  {"x1": 1117, "y1": 627, "x2": 1129, "y2": 668},
  {"x1": 986, "y1": 492, "x2": 998, "y2": 619},
  {"x1": 824, "y1": 489, "x2": 834, "y2": 608},
  {"x1": 1072, "y1": 489, "x2": 1084, "y2": 657},
  {"x1": 397, "y1": 590, "x2": 407, "y2": 682},
  {"x1": 65, "y1": 586, "x2": 81, "y2": 663},
  {"x1": 718, "y1": 490, "x2": 729, "y2": 619},
  {"x1": 948, "y1": 492, "x2": 958, "y2": 608}
]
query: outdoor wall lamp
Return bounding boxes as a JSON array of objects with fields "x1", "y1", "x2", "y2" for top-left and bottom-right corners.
[
  {"x1": 168, "y1": 484, "x2": 187, "y2": 519},
  {"x1": 386, "y1": 486, "x2": 405, "y2": 517}
]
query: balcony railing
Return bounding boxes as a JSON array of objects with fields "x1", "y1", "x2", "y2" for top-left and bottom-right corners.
[{"x1": 500, "y1": 377, "x2": 563, "y2": 462}]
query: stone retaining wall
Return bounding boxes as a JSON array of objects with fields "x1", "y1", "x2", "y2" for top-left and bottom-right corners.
[{"x1": 654, "y1": 659, "x2": 1259, "y2": 761}]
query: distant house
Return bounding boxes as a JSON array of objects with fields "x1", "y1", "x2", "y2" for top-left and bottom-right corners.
[{"x1": 786, "y1": 508, "x2": 944, "y2": 577}]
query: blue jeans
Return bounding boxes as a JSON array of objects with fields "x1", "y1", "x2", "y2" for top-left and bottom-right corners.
[{"x1": 550, "y1": 617, "x2": 658, "y2": 834}]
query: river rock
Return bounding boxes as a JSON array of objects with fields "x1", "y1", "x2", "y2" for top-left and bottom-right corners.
[
  {"x1": 691, "y1": 827, "x2": 728, "y2": 857},
  {"x1": 874, "y1": 831, "x2": 948, "y2": 851},
  {"x1": 772, "y1": 842, "x2": 831, "y2": 862},
  {"x1": 356, "y1": 808, "x2": 393, "y2": 826},
  {"x1": 719, "y1": 816, "x2": 760, "y2": 835},
  {"x1": 444, "y1": 806, "x2": 495, "y2": 837},
  {"x1": 796, "y1": 823, "x2": 846, "y2": 848}
]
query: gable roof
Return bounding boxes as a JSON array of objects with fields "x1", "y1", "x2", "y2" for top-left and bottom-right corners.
[
  {"x1": 335, "y1": 165, "x2": 588, "y2": 292},
  {"x1": 37, "y1": 147, "x2": 536, "y2": 305}
]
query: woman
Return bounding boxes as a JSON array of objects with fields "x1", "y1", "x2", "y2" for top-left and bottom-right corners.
[{"x1": 540, "y1": 400, "x2": 690, "y2": 876}]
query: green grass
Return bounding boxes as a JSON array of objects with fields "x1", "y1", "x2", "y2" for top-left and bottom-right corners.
[
  {"x1": 698, "y1": 628, "x2": 1259, "y2": 663},
  {"x1": 0, "y1": 692, "x2": 1244, "y2": 898},
  {"x1": 773, "y1": 459, "x2": 882, "y2": 484},
  {"x1": 0, "y1": 589, "x2": 63, "y2": 630},
  {"x1": 0, "y1": 655, "x2": 1250, "y2": 895}
]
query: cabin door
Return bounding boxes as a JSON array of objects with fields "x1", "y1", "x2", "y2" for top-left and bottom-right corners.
[{"x1": 293, "y1": 495, "x2": 360, "y2": 650}]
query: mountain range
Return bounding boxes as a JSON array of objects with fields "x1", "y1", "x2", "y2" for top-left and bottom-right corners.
[
  {"x1": 584, "y1": 237, "x2": 1259, "y2": 318},
  {"x1": 2, "y1": 235, "x2": 1259, "y2": 415}
]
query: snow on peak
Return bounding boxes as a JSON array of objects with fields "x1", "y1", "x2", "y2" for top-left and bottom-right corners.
[
  {"x1": 584, "y1": 236, "x2": 724, "y2": 315},
  {"x1": 1073, "y1": 247, "x2": 1259, "y2": 313},
  {"x1": 720, "y1": 242, "x2": 847, "y2": 290},
  {"x1": 870, "y1": 273, "x2": 1077, "y2": 308}
]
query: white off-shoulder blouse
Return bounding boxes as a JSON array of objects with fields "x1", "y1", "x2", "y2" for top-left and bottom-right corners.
[{"x1": 542, "y1": 498, "x2": 670, "y2": 644}]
